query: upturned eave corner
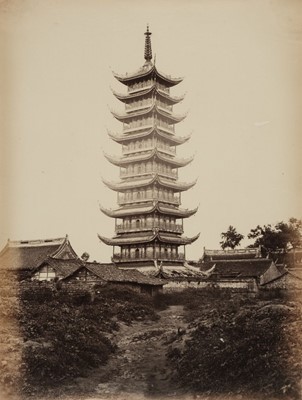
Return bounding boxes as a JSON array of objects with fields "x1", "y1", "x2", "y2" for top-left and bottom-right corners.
[{"x1": 99, "y1": 27, "x2": 199, "y2": 267}]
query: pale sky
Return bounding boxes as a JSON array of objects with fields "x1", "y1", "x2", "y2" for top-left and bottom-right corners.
[{"x1": 1, "y1": 0, "x2": 301, "y2": 262}]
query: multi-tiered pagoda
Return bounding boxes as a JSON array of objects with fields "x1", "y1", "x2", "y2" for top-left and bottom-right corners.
[{"x1": 98, "y1": 26, "x2": 199, "y2": 269}]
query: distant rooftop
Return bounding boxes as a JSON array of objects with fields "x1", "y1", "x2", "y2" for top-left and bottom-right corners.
[
  {"x1": 201, "y1": 247, "x2": 262, "y2": 262},
  {"x1": 0, "y1": 235, "x2": 78, "y2": 271}
]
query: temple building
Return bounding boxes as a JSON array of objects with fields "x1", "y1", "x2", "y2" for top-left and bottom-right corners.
[{"x1": 98, "y1": 26, "x2": 199, "y2": 269}]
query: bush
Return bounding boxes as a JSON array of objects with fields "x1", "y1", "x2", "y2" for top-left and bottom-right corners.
[
  {"x1": 18, "y1": 282, "x2": 159, "y2": 395},
  {"x1": 168, "y1": 294, "x2": 302, "y2": 399}
]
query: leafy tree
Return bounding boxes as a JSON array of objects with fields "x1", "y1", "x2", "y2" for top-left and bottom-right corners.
[
  {"x1": 248, "y1": 218, "x2": 302, "y2": 254},
  {"x1": 81, "y1": 252, "x2": 90, "y2": 261},
  {"x1": 220, "y1": 226, "x2": 244, "y2": 249}
]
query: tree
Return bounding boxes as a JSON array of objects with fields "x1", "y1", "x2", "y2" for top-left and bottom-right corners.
[
  {"x1": 81, "y1": 252, "x2": 90, "y2": 261},
  {"x1": 220, "y1": 226, "x2": 244, "y2": 249},
  {"x1": 248, "y1": 218, "x2": 302, "y2": 254}
]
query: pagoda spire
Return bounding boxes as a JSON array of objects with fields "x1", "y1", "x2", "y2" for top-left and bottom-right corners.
[{"x1": 144, "y1": 24, "x2": 152, "y2": 63}]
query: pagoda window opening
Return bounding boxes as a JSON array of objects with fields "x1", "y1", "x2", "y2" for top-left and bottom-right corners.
[
  {"x1": 136, "y1": 219, "x2": 140, "y2": 228},
  {"x1": 135, "y1": 248, "x2": 140, "y2": 259},
  {"x1": 164, "y1": 248, "x2": 168, "y2": 258}
]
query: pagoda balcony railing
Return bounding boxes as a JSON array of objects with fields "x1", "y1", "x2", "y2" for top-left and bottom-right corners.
[
  {"x1": 118, "y1": 195, "x2": 180, "y2": 206},
  {"x1": 122, "y1": 145, "x2": 154, "y2": 155},
  {"x1": 125, "y1": 101, "x2": 153, "y2": 112},
  {"x1": 123, "y1": 123, "x2": 153, "y2": 134},
  {"x1": 128, "y1": 81, "x2": 154, "y2": 94},
  {"x1": 112, "y1": 253, "x2": 185, "y2": 263},
  {"x1": 123, "y1": 123, "x2": 175, "y2": 135},
  {"x1": 124, "y1": 100, "x2": 172, "y2": 113},
  {"x1": 120, "y1": 169, "x2": 178, "y2": 179},
  {"x1": 115, "y1": 222, "x2": 183, "y2": 234},
  {"x1": 122, "y1": 145, "x2": 176, "y2": 156}
]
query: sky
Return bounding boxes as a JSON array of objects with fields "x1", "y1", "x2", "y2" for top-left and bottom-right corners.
[{"x1": 0, "y1": 0, "x2": 301, "y2": 262}]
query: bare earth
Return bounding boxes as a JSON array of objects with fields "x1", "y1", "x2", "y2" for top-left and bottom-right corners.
[{"x1": 68, "y1": 305, "x2": 189, "y2": 400}]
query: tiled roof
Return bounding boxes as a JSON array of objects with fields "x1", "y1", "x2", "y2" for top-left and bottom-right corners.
[
  {"x1": 201, "y1": 248, "x2": 261, "y2": 262},
  {"x1": 150, "y1": 264, "x2": 207, "y2": 279},
  {"x1": 42, "y1": 258, "x2": 84, "y2": 278},
  {"x1": 0, "y1": 238, "x2": 67, "y2": 271},
  {"x1": 200, "y1": 259, "x2": 273, "y2": 278},
  {"x1": 85, "y1": 263, "x2": 165, "y2": 286}
]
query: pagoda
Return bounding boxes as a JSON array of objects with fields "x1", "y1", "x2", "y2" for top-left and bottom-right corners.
[{"x1": 98, "y1": 26, "x2": 199, "y2": 269}]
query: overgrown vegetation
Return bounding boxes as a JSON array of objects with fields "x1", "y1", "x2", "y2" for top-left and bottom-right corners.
[
  {"x1": 165, "y1": 288, "x2": 302, "y2": 399},
  {"x1": 1, "y1": 277, "x2": 301, "y2": 399},
  {"x1": 0, "y1": 271, "x2": 22, "y2": 399},
  {"x1": 0, "y1": 279, "x2": 158, "y2": 398}
]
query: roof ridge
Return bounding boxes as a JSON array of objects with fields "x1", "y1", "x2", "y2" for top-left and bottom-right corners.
[
  {"x1": 8, "y1": 237, "x2": 66, "y2": 247},
  {"x1": 211, "y1": 258, "x2": 271, "y2": 263}
]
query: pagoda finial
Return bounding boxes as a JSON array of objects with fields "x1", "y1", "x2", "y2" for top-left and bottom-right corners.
[{"x1": 144, "y1": 24, "x2": 152, "y2": 63}]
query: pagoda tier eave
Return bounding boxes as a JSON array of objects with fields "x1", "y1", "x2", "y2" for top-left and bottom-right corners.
[
  {"x1": 112, "y1": 65, "x2": 183, "y2": 87},
  {"x1": 102, "y1": 175, "x2": 197, "y2": 192},
  {"x1": 99, "y1": 202, "x2": 199, "y2": 219},
  {"x1": 98, "y1": 232, "x2": 200, "y2": 246},
  {"x1": 111, "y1": 104, "x2": 186, "y2": 124},
  {"x1": 112, "y1": 85, "x2": 185, "y2": 104},
  {"x1": 107, "y1": 127, "x2": 191, "y2": 146},
  {"x1": 104, "y1": 149, "x2": 194, "y2": 168}
]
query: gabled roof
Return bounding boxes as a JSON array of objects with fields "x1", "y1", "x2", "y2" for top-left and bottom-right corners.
[
  {"x1": 200, "y1": 259, "x2": 274, "y2": 278},
  {"x1": 35, "y1": 257, "x2": 84, "y2": 278},
  {"x1": 85, "y1": 262, "x2": 165, "y2": 286},
  {"x1": 33, "y1": 258, "x2": 165, "y2": 286},
  {"x1": 201, "y1": 247, "x2": 262, "y2": 262},
  {"x1": 152, "y1": 264, "x2": 206, "y2": 279},
  {"x1": 0, "y1": 236, "x2": 79, "y2": 271}
]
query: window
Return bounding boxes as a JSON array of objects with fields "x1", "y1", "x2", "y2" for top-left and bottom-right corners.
[{"x1": 38, "y1": 265, "x2": 56, "y2": 281}]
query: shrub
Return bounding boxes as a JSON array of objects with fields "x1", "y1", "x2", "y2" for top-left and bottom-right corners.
[
  {"x1": 168, "y1": 295, "x2": 302, "y2": 399},
  {"x1": 18, "y1": 282, "x2": 159, "y2": 395}
]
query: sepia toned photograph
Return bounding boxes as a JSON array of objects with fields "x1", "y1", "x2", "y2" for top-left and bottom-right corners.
[{"x1": 0, "y1": 1, "x2": 301, "y2": 399}]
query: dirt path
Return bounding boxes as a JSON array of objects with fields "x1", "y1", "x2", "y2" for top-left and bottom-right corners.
[{"x1": 72, "y1": 305, "x2": 189, "y2": 399}]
